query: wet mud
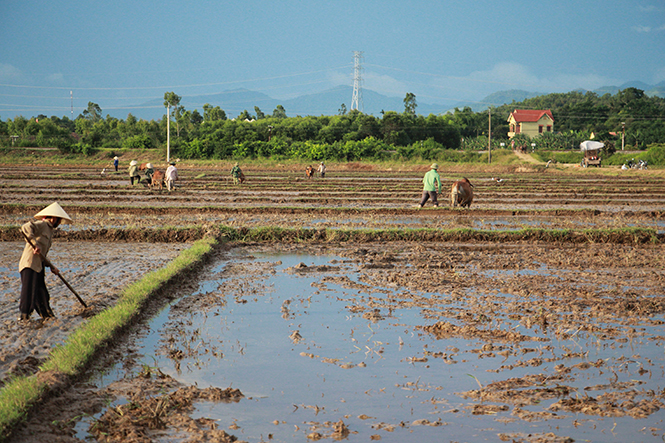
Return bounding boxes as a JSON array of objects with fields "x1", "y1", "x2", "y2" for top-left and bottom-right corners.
[{"x1": 1, "y1": 164, "x2": 665, "y2": 442}]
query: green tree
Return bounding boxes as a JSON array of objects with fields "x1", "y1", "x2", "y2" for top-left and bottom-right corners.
[
  {"x1": 237, "y1": 110, "x2": 254, "y2": 121},
  {"x1": 190, "y1": 109, "x2": 203, "y2": 125},
  {"x1": 403, "y1": 92, "x2": 417, "y2": 117},
  {"x1": 381, "y1": 111, "x2": 411, "y2": 146},
  {"x1": 254, "y1": 106, "x2": 265, "y2": 120},
  {"x1": 82, "y1": 102, "x2": 102, "y2": 122},
  {"x1": 203, "y1": 103, "x2": 227, "y2": 122},
  {"x1": 272, "y1": 105, "x2": 287, "y2": 119},
  {"x1": 163, "y1": 91, "x2": 181, "y2": 111}
]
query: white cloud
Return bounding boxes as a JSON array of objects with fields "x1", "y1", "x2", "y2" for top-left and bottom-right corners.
[
  {"x1": 362, "y1": 72, "x2": 409, "y2": 97},
  {"x1": 632, "y1": 25, "x2": 653, "y2": 32},
  {"x1": 638, "y1": 5, "x2": 664, "y2": 13},
  {"x1": 632, "y1": 23, "x2": 665, "y2": 33},
  {"x1": 0, "y1": 63, "x2": 22, "y2": 80},
  {"x1": 327, "y1": 70, "x2": 351, "y2": 87},
  {"x1": 429, "y1": 62, "x2": 621, "y2": 101},
  {"x1": 47, "y1": 73, "x2": 64, "y2": 83},
  {"x1": 327, "y1": 69, "x2": 410, "y2": 98}
]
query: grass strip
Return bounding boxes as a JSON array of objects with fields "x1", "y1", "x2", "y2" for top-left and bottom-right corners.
[
  {"x1": 217, "y1": 225, "x2": 661, "y2": 245},
  {"x1": 0, "y1": 225, "x2": 207, "y2": 242},
  {"x1": 0, "y1": 236, "x2": 217, "y2": 442},
  {"x1": 1, "y1": 225, "x2": 660, "y2": 245}
]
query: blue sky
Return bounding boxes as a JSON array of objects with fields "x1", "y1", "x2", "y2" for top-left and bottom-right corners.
[{"x1": 1, "y1": 0, "x2": 664, "y2": 119}]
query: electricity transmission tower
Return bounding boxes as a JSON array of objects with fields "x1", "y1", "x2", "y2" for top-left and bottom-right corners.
[{"x1": 351, "y1": 51, "x2": 364, "y2": 112}]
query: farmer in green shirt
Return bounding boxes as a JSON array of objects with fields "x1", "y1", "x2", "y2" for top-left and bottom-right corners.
[
  {"x1": 418, "y1": 163, "x2": 442, "y2": 208},
  {"x1": 231, "y1": 162, "x2": 244, "y2": 185}
]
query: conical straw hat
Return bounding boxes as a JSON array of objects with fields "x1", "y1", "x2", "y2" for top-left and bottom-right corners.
[
  {"x1": 34, "y1": 202, "x2": 72, "y2": 224},
  {"x1": 130, "y1": 160, "x2": 138, "y2": 166}
]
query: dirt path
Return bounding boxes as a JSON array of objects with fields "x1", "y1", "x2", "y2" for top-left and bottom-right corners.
[{"x1": 512, "y1": 150, "x2": 542, "y2": 164}]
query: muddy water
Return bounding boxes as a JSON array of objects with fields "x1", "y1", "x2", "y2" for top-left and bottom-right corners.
[{"x1": 78, "y1": 244, "x2": 665, "y2": 442}]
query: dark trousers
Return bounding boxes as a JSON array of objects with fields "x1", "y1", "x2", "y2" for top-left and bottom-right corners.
[
  {"x1": 419, "y1": 190, "x2": 438, "y2": 207},
  {"x1": 130, "y1": 176, "x2": 140, "y2": 185},
  {"x1": 20, "y1": 267, "x2": 55, "y2": 319}
]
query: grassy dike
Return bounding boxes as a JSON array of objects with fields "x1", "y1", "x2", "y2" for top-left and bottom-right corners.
[
  {"x1": 0, "y1": 236, "x2": 218, "y2": 442},
  {"x1": 223, "y1": 225, "x2": 663, "y2": 245},
  {"x1": 1, "y1": 224, "x2": 662, "y2": 245}
]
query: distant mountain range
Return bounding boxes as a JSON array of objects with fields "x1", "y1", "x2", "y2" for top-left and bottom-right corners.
[{"x1": 125, "y1": 81, "x2": 665, "y2": 121}]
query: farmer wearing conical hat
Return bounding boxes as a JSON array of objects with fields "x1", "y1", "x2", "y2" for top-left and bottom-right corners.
[
  {"x1": 418, "y1": 163, "x2": 442, "y2": 208},
  {"x1": 113, "y1": 156, "x2": 119, "y2": 172},
  {"x1": 128, "y1": 160, "x2": 140, "y2": 185},
  {"x1": 144, "y1": 162, "x2": 155, "y2": 184},
  {"x1": 18, "y1": 202, "x2": 72, "y2": 321}
]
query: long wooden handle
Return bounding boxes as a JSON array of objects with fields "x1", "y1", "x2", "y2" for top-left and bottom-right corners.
[{"x1": 20, "y1": 229, "x2": 88, "y2": 308}]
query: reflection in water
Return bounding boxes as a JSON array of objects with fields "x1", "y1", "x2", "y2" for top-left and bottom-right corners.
[{"x1": 82, "y1": 250, "x2": 665, "y2": 442}]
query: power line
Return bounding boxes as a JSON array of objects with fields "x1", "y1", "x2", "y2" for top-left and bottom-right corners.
[{"x1": 0, "y1": 66, "x2": 351, "y2": 91}]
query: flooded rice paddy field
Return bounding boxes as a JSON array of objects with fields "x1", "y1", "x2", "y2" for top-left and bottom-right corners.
[
  {"x1": 9, "y1": 241, "x2": 664, "y2": 443},
  {"x1": 1, "y1": 163, "x2": 665, "y2": 442}
]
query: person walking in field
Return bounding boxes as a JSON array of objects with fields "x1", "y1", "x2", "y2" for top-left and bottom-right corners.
[
  {"x1": 165, "y1": 161, "x2": 178, "y2": 191},
  {"x1": 128, "y1": 160, "x2": 140, "y2": 185},
  {"x1": 418, "y1": 163, "x2": 442, "y2": 208},
  {"x1": 144, "y1": 163, "x2": 155, "y2": 184},
  {"x1": 231, "y1": 162, "x2": 244, "y2": 185},
  {"x1": 18, "y1": 202, "x2": 72, "y2": 321},
  {"x1": 317, "y1": 161, "x2": 326, "y2": 178},
  {"x1": 113, "y1": 156, "x2": 119, "y2": 172}
]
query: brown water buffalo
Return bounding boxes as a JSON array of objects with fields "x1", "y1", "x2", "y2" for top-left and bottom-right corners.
[
  {"x1": 450, "y1": 177, "x2": 474, "y2": 208},
  {"x1": 139, "y1": 162, "x2": 149, "y2": 171},
  {"x1": 150, "y1": 170, "x2": 165, "y2": 190}
]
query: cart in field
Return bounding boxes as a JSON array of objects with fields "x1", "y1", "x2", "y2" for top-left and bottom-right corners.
[{"x1": 580, "y1": 140, "x2": 603, "y2": 167}]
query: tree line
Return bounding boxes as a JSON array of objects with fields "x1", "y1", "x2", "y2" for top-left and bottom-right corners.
[{"x1": 1, "y1": 87, "x2": 663, "y2": 161}]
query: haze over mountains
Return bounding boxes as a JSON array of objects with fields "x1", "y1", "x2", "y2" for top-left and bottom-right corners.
[{"x1": 127, "y1": 81, "x2": 665, "y2": 121}]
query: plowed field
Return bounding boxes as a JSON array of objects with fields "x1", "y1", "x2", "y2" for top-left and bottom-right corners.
[{"x1": 1, "y1": 162, "x2": 665, "y2": 443}]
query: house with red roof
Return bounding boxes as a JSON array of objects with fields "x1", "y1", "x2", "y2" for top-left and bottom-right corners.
[{"x1": 507, "y1": 109, "x2": 554, "y2": 138}]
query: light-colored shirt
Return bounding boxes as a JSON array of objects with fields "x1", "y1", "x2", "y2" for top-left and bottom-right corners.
[
  {"x1": 19, "y1": 220, "x2": 54, "y2": 273},
  {"x1": 422, "y1": 169, "x2": 441, "y2": 192},
  {"x1": 165, "y1": 165, "x2": 178, "y2": 181}
]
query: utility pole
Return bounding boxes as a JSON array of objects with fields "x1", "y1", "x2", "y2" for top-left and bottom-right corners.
[
  {"x1": 166, "y1": 103, "x2": 171, "y2": 163},
  {"x1": 351, "y1": 51, "x2": 364, "y2": 112},
  {"x1": 70, "y1": 91, "x2": 73, "y2": 119},
  {"x1": 621, "y1": 122, "x2": 625, "y2": 151},
  {"x1": 488, "y1": 108, "x2": 492, "y2": 164}
]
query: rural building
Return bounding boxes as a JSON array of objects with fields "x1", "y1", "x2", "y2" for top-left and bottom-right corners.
[{"x1": 507, "y1": 109, "x2": 554, "y2": 138}]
